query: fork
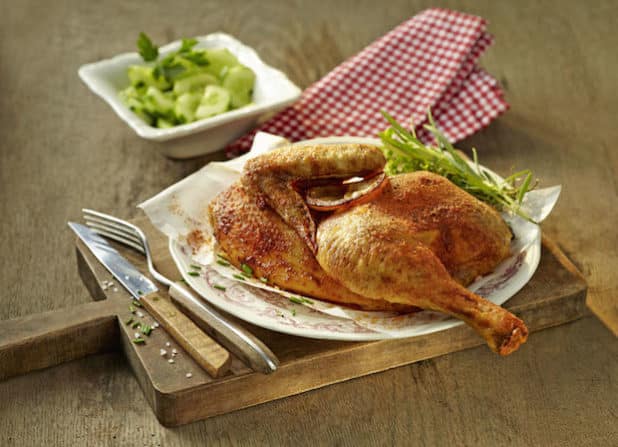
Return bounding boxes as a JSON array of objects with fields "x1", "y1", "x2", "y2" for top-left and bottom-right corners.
[{"x1": 82, "y1": 209, "x2": 279, "y2": 374}]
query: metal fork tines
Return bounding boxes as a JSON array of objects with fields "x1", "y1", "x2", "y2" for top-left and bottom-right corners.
[{"x1": 81, "y1": 209, "x2": 279, "y2": 374}]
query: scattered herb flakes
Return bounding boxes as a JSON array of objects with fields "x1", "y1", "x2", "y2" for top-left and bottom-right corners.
[
  {"x1": 216, "y1": 253, "x2": 229, "y2": 261},
  {"x1": 190, "y1": 264, "x2": 202, "y2": 270},
  {"x1": 133, "y1": 337, "x2": 146, "y2": 344},
  {"x1": 241, "y1": 263, "x2": 253, "y2": 276},
  {"x1": 289, "y1": 296, "x2": 313, "y2": 305},
  {"x1": 232, "y1": 274, "x2": 246, "y2": 281},
  {"x1": 141, "y1": 324, "x2": 152, "y2": 336},
  {"x1": 187, "y1": 271, "x2": 200, "y2": 277},
  {"x1": 125, "y1": 317, "x2": 134, "y2": 325},
  {"x1": 291, "y1": 309, "x2": 297, "y2": 316},
  {"x1": 132, "y1": 300, "x2": 142, "y2": 307},
  {"x1": 213, "y1": 284, "x2": 226, "y2": 291},
  {"x1": 132, "y1": 321, "x2": 141, "y2": 329},
  {"x1": 129, "y1": 305, "x2": 136, "y2": 313},
  {"x1": 217, "y1": 259, "x2": 230, "y2": 267},
  {"x1": 259, "y1": 277, "x2": 268, "y2": 283}
]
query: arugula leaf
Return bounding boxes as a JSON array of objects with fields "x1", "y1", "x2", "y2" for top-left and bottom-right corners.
[{"x1": 137, "y1": 32, "x2": 159, "y2": 62}]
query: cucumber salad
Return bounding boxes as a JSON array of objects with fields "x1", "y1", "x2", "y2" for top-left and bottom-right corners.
[{"x1": 119, "y1": 33, "x2": 256, "y2": 128}]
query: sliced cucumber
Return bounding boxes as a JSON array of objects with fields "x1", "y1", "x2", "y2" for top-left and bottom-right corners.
[
  {"x1": 195, "y1": 85, "x2": 231, "y2": 119},
  {"x1": 156, "y1": 117, "x2": 175, "y2": 128},
  {"x1": 202, "y1": 48, "x2": 239, "y2": 79},
  {"x1": 143, "y1": 86, "x2": 175, "y2": 115},
  {"x1": 127, "y1": 65, "x2": 170, "y2": 90},
  {"x1": 222, "y1": 65, "x2": 255, "y2": 108},
  {"x1": 122, "y1": 39, "x2": 257, "y2": 127},
  {"x1": 173, "y1": 72, "x2": 219, "y2": 95},
  {"x1": 174, "y1": 92, "x2": 201, "y2": 123},
  {"x1": 119, "y1": 87, "x2": 154, "y2": 125}
]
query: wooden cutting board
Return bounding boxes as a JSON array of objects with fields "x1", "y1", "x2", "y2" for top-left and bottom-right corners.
[{"x1": 0, "y1": 215, "x2": 588, "y2": 426}]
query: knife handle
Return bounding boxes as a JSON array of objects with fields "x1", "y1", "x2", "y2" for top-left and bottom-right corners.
[
  {"x1": 168, "y1": 282, "x2": 279, "y2": 374},
  {"x1": 139, "y1": 293, "x2": 231, "y2": 378}
]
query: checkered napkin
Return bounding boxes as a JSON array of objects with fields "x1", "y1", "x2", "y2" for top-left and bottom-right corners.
[{"x1": 225, "y1": 8, "x2": 508, "y2": 157}]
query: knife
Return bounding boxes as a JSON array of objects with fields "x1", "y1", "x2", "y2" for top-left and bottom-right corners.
[{"x1": 69, "y1": 222, "x2": 232, "y2": 377}]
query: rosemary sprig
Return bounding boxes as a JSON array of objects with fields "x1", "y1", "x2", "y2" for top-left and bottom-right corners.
[{"x1": 378, "y1": 111, "x2": 538, "y2": 223}]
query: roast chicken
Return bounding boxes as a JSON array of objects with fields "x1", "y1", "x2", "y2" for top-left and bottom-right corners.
[{"x1": 208, "y1": 144, "x2": 529, "y2": 355}]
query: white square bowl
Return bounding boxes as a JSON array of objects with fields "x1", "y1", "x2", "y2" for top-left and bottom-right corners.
[{"x1": 78, "y1": 33, "x2": 301, "y2": 159}]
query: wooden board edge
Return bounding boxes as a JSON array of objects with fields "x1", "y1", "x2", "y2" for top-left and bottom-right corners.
[
  {"x1": 149, "y1": 285, "x2": 589, "y2": 426},
  {"x1": 542, "y1": 236, "x2": 616, "y2": 336}
]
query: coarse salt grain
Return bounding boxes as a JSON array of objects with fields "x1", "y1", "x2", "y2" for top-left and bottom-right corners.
[
  {"x1": 160, "y1": 349, "x2": 167, "y2": 356},
  {"x1": 113, "y1": 287, "x2": 119, "y2": 292},
  {"x1": 153, "y1": 322, "x2": 159, "y2": 328},
  {"x1": 172, "y1": 348, "x2": 177, "y2": 354},
  {"x1": 168, "y1": 359, "x2": 174, "y2": 364},
  {"x1": 134, "y1": 332, "x2": 140, "y2": 339},
  {"x1": 186, "y1": 373, "x2": 192, "y2": 378},
  {"x1": 166, "y1": 342, "x2": 171, "y2": 347},
  {"x1": 136, "y1": 311, "x2": 144, "y2": 318}
]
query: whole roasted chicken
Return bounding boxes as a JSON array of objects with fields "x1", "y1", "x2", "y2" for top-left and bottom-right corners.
[{"x1": 209, "y1": 144, "x2": 528, "y2": 355}]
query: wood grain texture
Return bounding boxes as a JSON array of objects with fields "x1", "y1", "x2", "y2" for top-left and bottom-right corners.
[
  {"x1": 140, "y1": 292, "x2": 232, "y2": 377},
  {"x1": 0, "y1": 0, "x2": 616, "y2": 444},
  {"x1": 68, "y1": 218, "x2": 587, "y2": 426}
]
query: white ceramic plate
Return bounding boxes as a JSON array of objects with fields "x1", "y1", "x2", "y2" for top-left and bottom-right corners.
[
  {"x1": 79, "y1": 33, "x2": 301, "y2": 158},
  {"x1": 166, "y1": 136, "x2": 542, "y2": 341}
]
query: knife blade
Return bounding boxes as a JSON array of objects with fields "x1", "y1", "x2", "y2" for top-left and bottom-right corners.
[
  {"x1": 69, "y1": 222, "x2": 232, "y2": 377},
  {"x1": 69, "y1": 222, "x2": 158, "y2": 298}
]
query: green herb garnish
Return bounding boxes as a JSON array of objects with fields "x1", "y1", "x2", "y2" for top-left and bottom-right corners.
[
  {"x1": 259, "y1": 277, "x2": 268, "y2": 283},
  {"x1": 379, "y1": 111, "x2": 538, "y2": 223},
  {"x1": 125, "y1": 317, "x2": 134, "y2": 325},
  {"x1": 291, "y1": 309, "x2": 297, "y2": 316},
  {"x1": 289, "y1": 296, "x2": 313, "y2": 305},
  {"x1": 187, "y1": 271, "x2": 200, "y2": 277},
  {"x1": 233, "y1": 274, "x2": 246, "y2": 281},
  {"x1": 240, "y1": 263, "x2": 253, "y2": 276},
  {"x1": 141, "y1": 324, "x2": 152, "y2": 336},
  {"x1": 132, "y1": 338, "x2": 146, "y2": 344},
  {"x1": 137, "y1": 32, "x2": 159, "y2": 62},
  {"x1": 179, "y1": 38, "x2": 198, "y2": 53},
  {"x1": 213, "y1": 284, "x2": 227, "y2": 291},
  {"x1": 129, "y1": 305, "x2": 136, "y2": 313},
  {"x1": 190, "y1": 264, "x2": 202, "y2": 270},
  {"x1": 132, "y1": 300, "x2": 142, "y2": 307},
  {"x1": 132, "y1": 321, "x2": 141, "y2": 329},
  {"x1": 217, "y1": 259, "x2": 230, "y2": 267}
]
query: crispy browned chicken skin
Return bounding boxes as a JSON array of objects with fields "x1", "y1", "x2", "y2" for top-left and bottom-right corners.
[{"x1": 209, "y1": 144, "x2": 528, "y2": 354}]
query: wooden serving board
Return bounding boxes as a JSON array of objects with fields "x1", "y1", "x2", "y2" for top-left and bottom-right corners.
[{"x1": 0, "y1": 215, "x2": 588, "y2": 426}]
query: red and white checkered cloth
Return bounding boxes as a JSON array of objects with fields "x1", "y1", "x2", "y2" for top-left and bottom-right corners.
[{"x1": 225, "y1": 8, "x2": 508, "y2": 157}]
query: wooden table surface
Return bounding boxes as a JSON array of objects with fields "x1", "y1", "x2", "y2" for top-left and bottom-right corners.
[{"x1": 1, "y1": 0, "x2": 616, "y2": 445}]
